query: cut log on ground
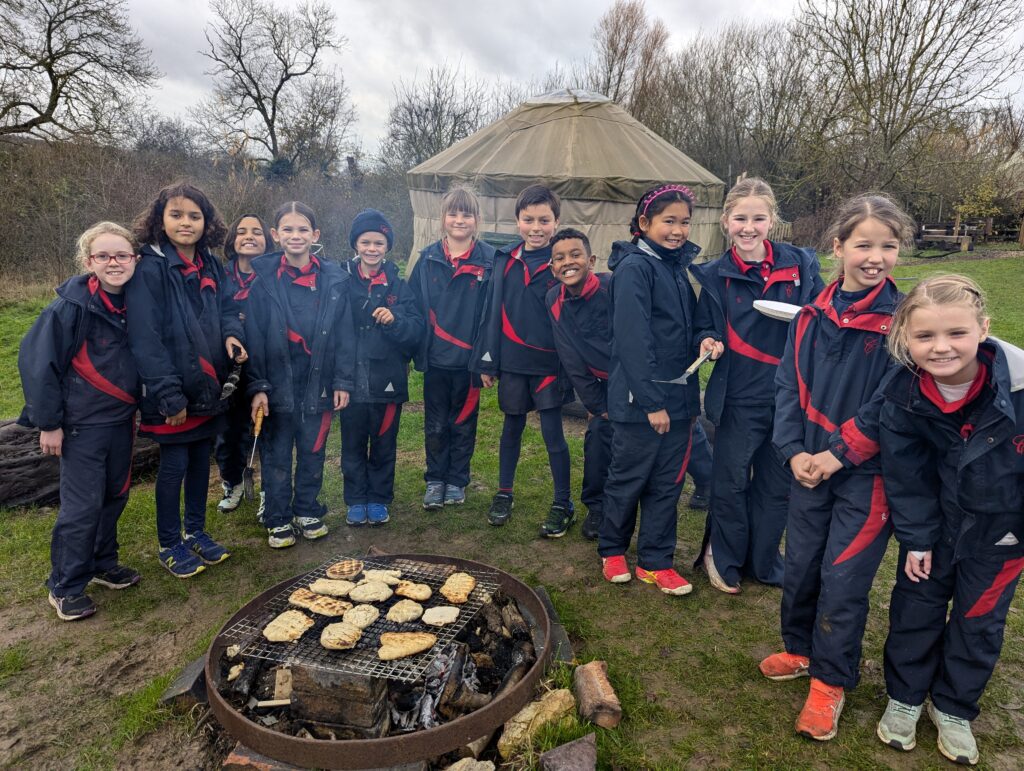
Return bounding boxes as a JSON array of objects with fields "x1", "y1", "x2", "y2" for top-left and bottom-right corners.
[{"x1": 572, "y1": 660, "x2": 622, "y2": 729}]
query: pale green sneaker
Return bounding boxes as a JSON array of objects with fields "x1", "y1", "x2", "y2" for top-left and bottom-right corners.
[
  {"x1": 876, "y1": 697, "x2": 922, "y2": 751},
  {"x1": 928, "y1": 702, "x2": 979, "y2": 765}
]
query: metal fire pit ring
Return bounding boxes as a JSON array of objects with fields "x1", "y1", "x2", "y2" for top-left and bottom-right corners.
[{"x1": 206, "y1": 553, "x2": 552, "y2": 769}]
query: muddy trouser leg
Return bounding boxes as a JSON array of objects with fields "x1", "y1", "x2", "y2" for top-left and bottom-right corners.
[
  {"x1": 598, "y1": 421, "x2": 658, "y2": 558},
  {"x1": 260, "y1": 413, "x2": 297, "y2": 529},
  {"x1": 182, "y1": 438, "x2": 213, "y2": 535},
  {"x1": 92, "y1": 420, "x2": 134, "y2": 572},
  {"x1": 291, "y1": 410, "x2": 330, "y2": 519},
  {"x1": 423, "y1": 368, "x2": 452, "y2": 484},
  {"x1": 368, "y1": 403, "x2": 401, "y2": 504},
  {"x1": 635, "y1": 419, "x2": 692, "y2": 571},
  {"x1": 810, "y1": 473, "x2": 891, "y2": 688},
  {"x1": 340, "y1": 404, "x2": 370, "y2": 506},
  {"x1": 447, "y1": 370, "x2": 480, "y2": 488},
  {"x1": 745, "y1": 415, "x2": 790, "y2": 586},
  {"x1": 581, "y1": 414, "x2": 613, "y2": 515},
  {"x1": 687, "y1": 419, "x2": 713, "y2": 491}
]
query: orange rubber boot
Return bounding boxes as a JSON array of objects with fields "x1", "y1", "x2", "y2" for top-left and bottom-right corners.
[
  {"x1": 759, "y1": 651, "x2": 811, "y2": 681},
  {"x1": 795, "y1": 678, "x2": 845, "y2": 741}
]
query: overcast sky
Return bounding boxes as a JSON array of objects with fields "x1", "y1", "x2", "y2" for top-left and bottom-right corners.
[{"x1": 125, "y1": 0, "x2": 803, "y2": 154}]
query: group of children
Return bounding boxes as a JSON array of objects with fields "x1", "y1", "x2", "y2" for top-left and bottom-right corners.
[{"x1": 18, "y1": 175, "x2": 1023, "y2": 764}]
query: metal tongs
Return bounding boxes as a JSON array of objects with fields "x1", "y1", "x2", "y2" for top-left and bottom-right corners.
[{"x1": 652, "y1": 349, "x2": 713, "y2": 385}]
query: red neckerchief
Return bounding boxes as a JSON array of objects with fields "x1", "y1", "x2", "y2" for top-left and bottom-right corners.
[
  {"x1": 176, "y1": 249, "x2": 217, "y2": 292},
  {"x1": 730, "y1": 240, "x2": 774, "y2": 280},
  {"x1": 278, "y1": 254, "x2": 319, "y2": 289},
  {"x1": 88, "y1": 275, "x2": 125, "y2": 316},
  {"x1": 812, "y1": 278, "x2": 895, "y2": 333},
  {"x1": 550, "y1": 272, "x2": 600, "y2": 322},
  {"x1": 443, "y1": 239, "x2": 474, "y2": 268},
  {"x1": 919, "y1": 362, "x2": 989, "y2": 414},
  {"x1": 233, "y1": 260, "x2": 256, "y2": 299},
  {"x1": 357, "y1": 261, "x2": 389, "y2": 288}
]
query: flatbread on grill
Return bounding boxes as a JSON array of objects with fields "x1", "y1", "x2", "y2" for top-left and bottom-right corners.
[
  {"x1": 440, "y1": 572, "x2": 476, "y2": 604},
  {"x1": 326, "y1": 559, "x2": 364, "y2": 580},
  {"x1": 308, "y1": 578, "x2": 356, "y2": 597},
  {"x1": 394, "y1": 580, "x2": 432, "y2": 601},
  {"x1": 378, "y1": 632, "x2": 437, "y2": 660},
  {"x1": 386, "y1": 599, "x2": 424, "y2": 623},
  {"x1": 362, "y1": 568, "x2": 403, "y2": 585},
  {"x1": 263, "y1": 609, "x2": 314, "y2": 643},
  {"x1": 320, "y1": 621, "x2": 363, "y2": 650},
  {"x1": 350, "y1": 580, "x2": 393, "y2": 603},
  {"x1": 343, "y1": 604, "x2": 380, "y2": 630},
  {"x1": 422, "y1": 605, "x2": 460, "y2": 626}
]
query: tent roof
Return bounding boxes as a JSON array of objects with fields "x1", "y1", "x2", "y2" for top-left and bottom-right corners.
[{"x1": 407, "y1": 89, "x2": 724, "y2": 204}]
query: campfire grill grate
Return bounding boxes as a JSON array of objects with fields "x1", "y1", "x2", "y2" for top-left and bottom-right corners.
[{"x1": 219, "y1": 555, "x2": 501, "y2": 683}]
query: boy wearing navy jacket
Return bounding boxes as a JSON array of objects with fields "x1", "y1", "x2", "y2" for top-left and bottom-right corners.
[
  {"x1": 19, "y1": 222, "x2": 142, "y2": 620},
  {"x1": 471, "y1": 185, "x2": 576, "y2": 536},
  {"x1": 409, "y1": 188, "x2": 494, "y2": 509},
  {"x1": 340, "y1": 209, "x2": 423, "y2": 526}
]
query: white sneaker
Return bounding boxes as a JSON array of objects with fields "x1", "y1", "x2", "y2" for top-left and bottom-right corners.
[
  {"x1": 928, "y1": 703, "x2": 979, "y2": 765},
  {"x1": 267, "y1": 525, "x2": 296, "y2": 549},
  {"x1": 256, "y1": 491, "x2": 266, "y2": 524},
  {"x1": 876, "y1": 697, "x2": 922, "y2": 751},
  {"x1": 217, "y1": 482, "x2": 243, "y2": 512}
]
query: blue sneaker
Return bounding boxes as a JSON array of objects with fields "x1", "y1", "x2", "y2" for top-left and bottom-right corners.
[
  {"x1": 185, "y1": 531, "x2": 231, "y2": 565},
  {"x1": 346, "y1": 504, "x2": 368, "y2": 526},
  {"x1": 159, "y1": 542, "x2": 206, "y2": 578},
  {"x1": 367, "y1": 503, "x2": 390, "y2": 525}
]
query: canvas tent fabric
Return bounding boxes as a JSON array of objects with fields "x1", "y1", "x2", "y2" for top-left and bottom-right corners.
[{"x1": 406, "y1": 90, "x2": 726, "y2": 271}]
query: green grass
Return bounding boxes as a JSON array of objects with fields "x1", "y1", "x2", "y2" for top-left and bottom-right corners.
[{"x1": 0, "y1": 290, "x2": 52, "y2": 417}]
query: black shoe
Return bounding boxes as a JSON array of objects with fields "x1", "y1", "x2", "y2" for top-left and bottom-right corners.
[
  {"x1": 581, "y1": 510, "x2": 603, "y2": 540},
  {"x1": 689, "y1": 489, "x2": 710, "y2": 510},
  {"x1": 487, "y1": 492, "x2": 514, "y2": 526},
  {"x1": 90, "y1": 565, "x2": 141, "y2": 590},
  {"x1": 540, "y1": 501, "x2": 576, "y2": 538},
  {"x1": 48, "y1": 591, "x2": 97, "y2": 621}
]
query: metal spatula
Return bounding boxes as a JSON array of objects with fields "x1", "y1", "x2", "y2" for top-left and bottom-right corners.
[{"x1": 652, "y1": 349, "x2": 714, "y2": 385}]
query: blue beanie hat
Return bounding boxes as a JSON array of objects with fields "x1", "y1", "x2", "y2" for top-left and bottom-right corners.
[{"x1": 349, "y1": 208, "x2": 394, "y2": 251}]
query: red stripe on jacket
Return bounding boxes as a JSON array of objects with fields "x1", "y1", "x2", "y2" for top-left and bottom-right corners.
[
  {"x1": 794, "y1": 309, "x2": 838, "y2": 433},
  {"x1": 378, "y1": 403, "x2": 398, "y2": 436},
  {"x1": 119, "y1": 430, "x2": 136, "y2": 496},
  {"x1": 838, "y1": 417, "x2": 880, "y2": 465},
  {"x1": 455, "y1": 387, "x2": 480, "y2": 425},
  {"x1": 71, "y1": 344, "x2": 137, "y2": 405},
  {"x1": 312, "y1": 411, "x2": 332, "y2": 453},
  {"x1": 833, "y1": 476, "x2": 890, "y2": 564},
  {"x1": 199, "y1": 356, "x2": 219, "y2": 384},
  {"x1": 726, "y1": 321, "x2": 781, "y2": 365},
  {"x1": 140, "y1": 414, "x2": 212, "y2": 434},
  {"x1": 502, "y1": 306, "x2": 555, "y2": 352},
  {"x1": 965, "y1": 557, "x2": 1024, "y2": 618},
  {"x1": 429, "y1": 309, "x2": 472, "y2": 350}
]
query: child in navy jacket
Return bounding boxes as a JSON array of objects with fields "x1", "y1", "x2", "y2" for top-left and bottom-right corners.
[
  {"x1": 245, "y1": 201, "x2": 355, "y2": 548},
  {"x1": 19, "y1": 222, "x2": 142, "y2": 620},
  {"x1": 127, "y1": 183, "x2": 245, "y2": 578},
  {"x1": 340, "y1": 209, "x2": 423, "y2": 526},
  {"x1": 471, "y1": 185, "x2": 575, "y2": 536},
  {"x1": 762, "y1": 194, "x2": 913, "y2": 742},
  {"x1": 692, "y1": 178, "x2": 824, "y2": 593},
  {"x1": 409, "y1": 187, "x2": 494, "y2": 510},
  {"x1": 875, "y1": 276, "x2": 1024, "y2": 766},
  {"x1": 599, "y1": 185, "x2": 702, "y2": 596}
]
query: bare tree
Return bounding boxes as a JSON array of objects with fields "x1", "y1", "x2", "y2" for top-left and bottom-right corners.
[
  {"x1": 0, "y1": 0, "x2": 157, "y2": 141},
  {"x1": 197, "y1": 0, "x2": 355, "y2": 177}
]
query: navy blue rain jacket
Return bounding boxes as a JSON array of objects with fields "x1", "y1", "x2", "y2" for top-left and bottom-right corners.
[
  {"x1": 606, "y1": 239, "x2": 702, "y2": 423},
  {"x1": 342, "y1": 258, "x2": 423, "y2": 403},
  {"x1": 19, "y1": 275, "x2": 139, "y2": 430},
  {"x1": 243, "y1": 252, "x2": 355, "y2": 414},
  {"x1": 547, "y1": 272, "x2": 611, "y2": 416},
  {"x1": 880, "y1": 339, "x2": 1024, "y2": 561},
  {"x1": 774, "y1": 278, "x2": 902, "y2": 472},
  {"x1": 409, "y1": 239, "x2": 493, "y2": 372},
  {"x1": 691, "y1": 241, "x2": 824, "y2": 425}
]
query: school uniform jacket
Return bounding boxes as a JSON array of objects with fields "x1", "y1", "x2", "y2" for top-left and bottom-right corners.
[
  {"x1": 692, "y1": 241, "x2": 824, "y2": 424},
  {"x1": 409, "y1": 239, "x2": 494, "y2": 372},
  {"x1": 773, "y1": 277, "x2": 902, "y2": 473},
  {"x1": 244, "y1": 252, "x2": 355, "y2": 414},
  {"x1": 881, "y1": 339, "x2": 1024, "y2": 562},
  {"x1": 471, "y1": 242, "x2": 561, "y2": 377},
  {"x1": 342, "y1": 258, "x2": 423, "y2": 403},
  {"x1": 547, "y1": 272, "x2": 611, "y2": 416},
  {"x1": 606, "y1": 239, "x2": 702, "y2": 423},
  {"x1": 126, "y1": 241, "x2": 243, "y2": 435},
  {"x1": 18, "y1": 275, "x2": 139, "y2": 430}
]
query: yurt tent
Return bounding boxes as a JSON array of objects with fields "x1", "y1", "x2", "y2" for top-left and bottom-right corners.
[{"x1": 406, "y1": 90, "x2": 725, "y2": 271}]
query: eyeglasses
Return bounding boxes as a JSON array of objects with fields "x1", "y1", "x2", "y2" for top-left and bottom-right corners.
[{"x1": 89, "y1": 252, "x2": 136, "y2": 264}]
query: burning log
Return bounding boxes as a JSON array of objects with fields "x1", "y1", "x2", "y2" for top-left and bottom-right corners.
[{"x1": 501, "y1": 603, "x2": 529, "y2": 639}]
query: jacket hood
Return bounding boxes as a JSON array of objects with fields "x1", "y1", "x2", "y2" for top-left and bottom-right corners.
[
  {"x1": 992, "y1": 336, "x2": 1024, "y2": 392},
  {"x1": 53, "y1": 274, "x2": 92, "y2": 306}
]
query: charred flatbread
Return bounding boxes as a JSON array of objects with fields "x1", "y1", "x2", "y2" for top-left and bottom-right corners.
[
  {"x1": 320, "y1": 621, "x2": 363, "y2": 650},
  {"x1": 263, "y1": 609, "x2": 314, "y2": 643},
  {"x1": 378, "y1": 632, "x2": 437, "y2": 660},
  {"x1": 440, "y1": 572, "x2": 476, "y2": 604},
  {"x1": 326, "y1": 559, "x2": 364, "y2": 580},
  {"x1": 288, "y1": 588, "x2": 351, "y2": 616}
]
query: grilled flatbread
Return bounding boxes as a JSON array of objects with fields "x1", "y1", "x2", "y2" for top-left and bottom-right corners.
[
  {"x1": 386, "y1": 599, "x2": 424, "y2": 623},
  {"x1": 440, "y1": 572, "x2": 476, "y2": 604},
  {"x1": 343, "y1": 604, "x2": 380, "y2": 630},
  {"x1": 288, "y1": 588, "x2": 351, "y2": 616},
  {"x1": 326, "y1": 559, "x2": 364, "y2": 580},
  {"x1": 394, "y1": 580, "x2": 432, "y2": 601},
  {"x1": 309, "y1": 578, "x2": 356, "y2": 597},
  {"x1": 362, "y1": 568, "x2": 403, "y2": 585},
  {"x1": 320, "y1": 621, "x2": 363, "y2": 650},
  {"x1": 263, "y1": 609, "x2": 314, "y2": 643},
  {"x1": 378, "y1": 632, "x2": 437, "y2": 661},
  {"x1": 422, "y1": 605, "x2": 460, "y2": 626},
  {"x1": 350, "y1": 580, "x2": 393, "y2": 603}
]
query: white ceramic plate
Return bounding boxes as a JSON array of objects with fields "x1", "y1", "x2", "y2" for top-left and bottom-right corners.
[{"x1": 753, "y1": 300, "x2": 802, "y2": 322}]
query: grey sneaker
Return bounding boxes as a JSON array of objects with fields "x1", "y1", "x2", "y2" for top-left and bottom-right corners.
[
  {"x1": 928, "y1": 703, "x2": 979, "y2": 765},
  {"x1": 217, "y1": 481, "x2": 243, "y2": 512},
  {"x1": 423, "y1": 481, "x2": 444, "y2": 510},
  {"x1": 267, "y1": 524, "x2": 297, "y2": 549},
  {"x1": 443, "y1": 484, "x2": 466, "y2": 506},
  {"x1": 877, "y1": 697, "x2": 922, "y2": 751}
]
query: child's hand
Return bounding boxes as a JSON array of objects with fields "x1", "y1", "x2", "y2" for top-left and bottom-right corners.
[
  {"x1": 809, "y1": 451, "x2": 843, "y2": 481},
  {"x1": 371, "y1": 307, "x2": 394, "y2": 326},
  {"x1": 647, "y1": 409, "x2": 670, "y2": 434},
  {"x1": 166, "y1": 407, "x2": 187, "y2": 426},
  {"x1": 333, "y1": 390, "x2": 350, "y2": 410},
  {"x1": 480, "y1": 374, "x2": 496, "y2": 388},
  {"x1": 700, "y1": 337, "x2": 725, "y2": 360},
  {"x1": 789, "y1": 452, "x2": 821, "y2": 487},
  {"x1": 251, "y1": 392, "x2": 269, "y2": 422},
  {"x1": 904, "y1": 550, "x2": 932, "y2": 582},
  {"x1": 39, "y1": 428, "x2": 64, "y2": 456},
  {"x1": 225, "y1": 336, "x2": 248, "y2": 362}
]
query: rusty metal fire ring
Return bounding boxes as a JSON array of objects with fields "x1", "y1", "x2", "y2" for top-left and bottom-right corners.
[{"x1": 206, "y1": 553, "x2": 552, "y2": 769}]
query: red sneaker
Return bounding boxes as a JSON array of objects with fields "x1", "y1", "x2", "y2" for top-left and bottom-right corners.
[
  {"x1": 635, "y1": 566, "x2": 692, "y2": 596},
  {"x1": 795, "y1": 678, "x2": 845, "y2": 741},
  {"x1": 759, "y1": 651, "x2": 811, "y2": 681},
  {"x1": 601, "y1": 555, "x2": 631, "y2": 584}
]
